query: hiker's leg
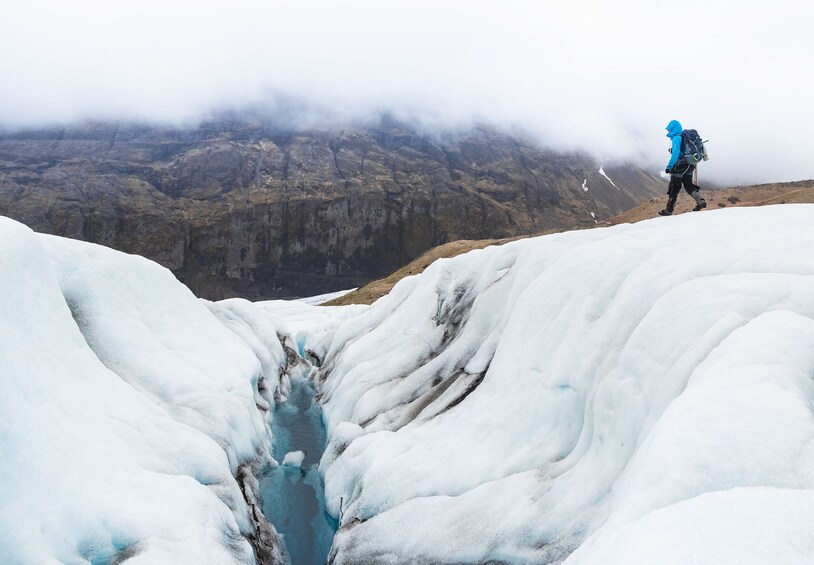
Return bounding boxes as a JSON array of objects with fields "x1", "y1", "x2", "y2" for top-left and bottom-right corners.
[
  {"x1": 690, "y1": 188, "x2": 706, "y2": 209},
  {"x1": 665, "y1": 175, "x2": 682, "y2": 214},
  {"x1": 682, "y1": 165, "x2": 697, "y2": 194},
  {"x1": 682, "y1": 166, "x2": 706, "y2": 209}
]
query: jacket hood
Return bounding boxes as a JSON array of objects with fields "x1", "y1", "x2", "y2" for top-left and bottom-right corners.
[{"x1": 666, "y1": 120, "x2": 683, "y2": 138}]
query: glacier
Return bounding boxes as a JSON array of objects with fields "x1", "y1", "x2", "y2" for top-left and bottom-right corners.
[
  {"x1": 0, "y1": 218, "x2": 294, "y2": 564},
  {"x1": 2, "y1": 205, "x2": 814, "y2": 564},
  {"x1": 304, "y1": 205, "x2": 814, "y2": 564}
]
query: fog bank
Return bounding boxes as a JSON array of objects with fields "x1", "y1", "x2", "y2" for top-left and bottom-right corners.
[{"x1": 1, "y1": 0, "x2": 812, "y2": 184}]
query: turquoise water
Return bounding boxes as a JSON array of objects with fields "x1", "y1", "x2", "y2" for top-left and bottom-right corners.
[{"x1": 261, "y1": 372, "x2": 336, "y2": 565}]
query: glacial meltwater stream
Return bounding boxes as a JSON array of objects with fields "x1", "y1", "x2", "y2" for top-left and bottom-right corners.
[{"x1": 260, "y1": 368, "x2": 337, "y2": 565}]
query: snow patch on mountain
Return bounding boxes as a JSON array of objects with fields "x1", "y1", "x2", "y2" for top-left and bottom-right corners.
[{"x1": 599, "y1": 165, "x2": 621, "y2": 190}]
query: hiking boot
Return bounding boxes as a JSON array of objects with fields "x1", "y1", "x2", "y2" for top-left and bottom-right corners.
[
  {"x1": 657, "y1": 209, "x2": 671, "y2": 216},
  {"x1": 692, "y1": 202, "x2": 707, "y2": 212}
]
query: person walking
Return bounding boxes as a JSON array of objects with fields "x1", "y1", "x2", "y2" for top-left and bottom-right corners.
[{"x1": 658, "y1": 119, "x2": 707, "y2": 216}]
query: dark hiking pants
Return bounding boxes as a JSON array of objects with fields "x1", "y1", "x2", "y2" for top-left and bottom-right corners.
[{"x1": 665, "y1": 163, "x2": 705, "y2": 214}]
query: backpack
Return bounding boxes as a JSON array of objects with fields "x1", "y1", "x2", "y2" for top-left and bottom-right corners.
[{"x1": 680, "y1": 129, "x2": 709, "y2": 164}]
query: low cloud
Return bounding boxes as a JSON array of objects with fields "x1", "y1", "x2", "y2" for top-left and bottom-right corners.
[{"x1": 1, "y1": 0, "x2": 812, "y2": 184}]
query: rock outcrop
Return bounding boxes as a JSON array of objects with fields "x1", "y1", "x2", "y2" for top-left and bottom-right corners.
[{"x1": 0, "y1": 119, "x2": 663, "y2": 299}]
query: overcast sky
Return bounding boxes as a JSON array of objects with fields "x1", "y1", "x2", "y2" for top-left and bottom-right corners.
[{"x1": 1, "y1": 0, "x2": 812, "y2": 183}]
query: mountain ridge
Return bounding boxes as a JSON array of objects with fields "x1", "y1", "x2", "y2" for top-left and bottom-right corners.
[{"x1": 0, "y1": 119, "x2": 663, "y2": 299}]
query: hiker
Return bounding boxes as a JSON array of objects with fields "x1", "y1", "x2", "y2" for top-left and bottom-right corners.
[{"x1": 658, "y1": 119, "x2": 707, "y2": 216}]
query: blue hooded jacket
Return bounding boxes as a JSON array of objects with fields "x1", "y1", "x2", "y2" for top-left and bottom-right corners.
[{"x1": 665, "y1": 119, "x2": 683, "y2": 169}]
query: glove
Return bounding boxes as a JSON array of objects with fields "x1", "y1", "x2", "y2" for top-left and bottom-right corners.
[{"x1": 665, "y1": 167, "x2": 673, "y2": 174}]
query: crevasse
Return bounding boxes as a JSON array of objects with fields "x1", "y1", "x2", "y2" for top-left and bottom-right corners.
[{"x1": 261, "y1": 360, "x2": 337, "y2": 565}]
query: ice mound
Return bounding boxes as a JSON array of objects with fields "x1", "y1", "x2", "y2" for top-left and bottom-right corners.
[
  {"x1": 282, "y1": 451, "x2": 306, "y2": 468},
  {"x1": 0, "y1": 218, "x2": 287, "y2": 564},
  {"x1": 4, "y1": 203, "x2": 813, "y2": 564},
  {"x1": 311, "y1": 206, "x2": 814, "y2": 564}
]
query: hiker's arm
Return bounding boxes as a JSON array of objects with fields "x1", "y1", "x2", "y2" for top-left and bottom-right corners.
[{"x1": 666, "y1": 135, "x2": 682, "y2": 170}]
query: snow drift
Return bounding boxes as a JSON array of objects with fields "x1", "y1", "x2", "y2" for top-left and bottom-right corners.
[
  {"x1": 311, "y1": 206, "x2": 814, "y2": 564},
  {"x1": 3, "y1": 205, "x2": 814, "y2": 564},
  {"x1": 0, "y1": 218, "x2": 295, "y2": 564}
]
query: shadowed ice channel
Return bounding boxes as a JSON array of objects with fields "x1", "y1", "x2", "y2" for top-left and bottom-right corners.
[{"x1": 261, "y1": 369, "x2": 337, "y2": 565}]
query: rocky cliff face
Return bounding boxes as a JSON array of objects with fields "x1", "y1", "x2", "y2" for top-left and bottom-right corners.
[{"x1": 0, "y1": 119, "x2": 663, "y2": 299}]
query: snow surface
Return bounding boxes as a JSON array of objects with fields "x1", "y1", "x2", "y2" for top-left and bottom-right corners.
[
  {"x1": 582, "y1": 178, "x2": 588, "y2": 191},
  {"x1": 305, "y1": 205, "x2": 814, "y2": 564},
  {"x1": 4, "y1": 204, "x2": 814, "y2": 564},
  {"x1": 0, "y1": 219, "x2": 289, "y2": 564},
  {"x1": 295, "y1": 288, "x2": 357, "y2": 305},
  {"x1": 258, "y1": 299, "x2": 368, "y2": 367}
]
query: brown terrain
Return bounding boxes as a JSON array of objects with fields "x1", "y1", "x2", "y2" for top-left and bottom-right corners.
[
  {"x1": 608, "y1": 179, "x2": 814, "y2": 224},
  {"x1": 325, "y1": 238, "x2": 512, "y2": 306},
  {"x1": 327, "y1": 179, "x2": 814, "y2": 306}
]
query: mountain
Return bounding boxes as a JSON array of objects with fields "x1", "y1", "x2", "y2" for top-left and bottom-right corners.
[{"x1": 0, "y1": 118, "x2": 662, "y2": 299}]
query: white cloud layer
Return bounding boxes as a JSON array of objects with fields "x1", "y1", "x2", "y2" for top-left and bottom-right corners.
[{"x1": 1, "y1": 0, "x2": 812, "y2": 184}]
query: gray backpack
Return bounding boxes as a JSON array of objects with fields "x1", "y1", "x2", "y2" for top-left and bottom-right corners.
[{"x1": 680, "y1": 129, "x2": 709, "y2": 164}]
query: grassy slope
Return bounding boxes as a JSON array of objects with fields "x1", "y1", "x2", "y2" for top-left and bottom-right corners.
[
  {"x1": 325, "y1": 179, "x2": 814, "y2": 306},
  {"x1": 325, "y1": 238, "x2": 512, "y2": 306}
]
